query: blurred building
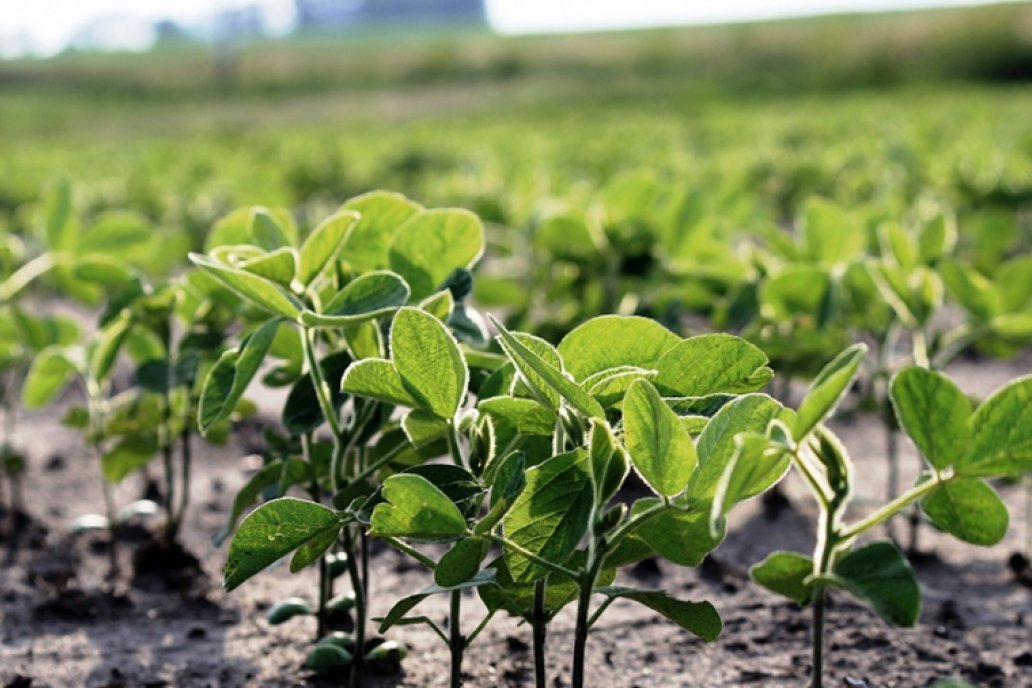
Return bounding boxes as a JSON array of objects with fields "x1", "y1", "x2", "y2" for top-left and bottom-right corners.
[{"x1": 295, "y1": 0, "x2": 486, "y2": 29}]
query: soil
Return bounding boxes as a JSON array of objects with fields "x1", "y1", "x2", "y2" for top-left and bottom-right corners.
[{"x1": 2, "y1": 353, "x2": 1032, "y2": 688}]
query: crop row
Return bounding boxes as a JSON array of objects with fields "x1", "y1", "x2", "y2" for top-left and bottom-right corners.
[{"x1": 1, "y1": 189, "x2": 1031, "y2": 687}]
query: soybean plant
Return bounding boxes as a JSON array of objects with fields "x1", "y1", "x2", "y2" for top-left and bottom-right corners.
[
  {"x1": 747, "y1": 345, "x2": 1032, "y2": 687},
  {"x1": 195, "y1": 192, "x2": 488, "y2": 686}
]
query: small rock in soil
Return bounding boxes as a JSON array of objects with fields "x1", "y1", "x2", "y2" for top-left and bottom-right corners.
[
  {"x1": 843, "y1": 677, "x2": 869, "y2": 688},
  {"x1": 43, "y1": 454, "x2": 65, "y2": 471},
  {"x1": 1014, "y1": 651, "x2": 1032, "y2": 667},
  {"x1": 505, "y1": 636, "x2": 529, "y2": 653},
  {"x1": 739, "y1": 670, "x2": 772, "y2": 683}
]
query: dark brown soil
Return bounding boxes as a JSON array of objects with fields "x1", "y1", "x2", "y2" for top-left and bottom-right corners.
[{"x1": 2, "y1": 353, "x2": 1031, "y2": 687}]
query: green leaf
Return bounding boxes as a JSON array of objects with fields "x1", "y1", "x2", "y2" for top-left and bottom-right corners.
[
  {"x1": 297, "y1": 210, "x2": 360, "y2": 285},
  {"x1": 290, "y1": 526, "x2": 340, "y2": 573},
  {"x1": 588, "y1": 418, "x2": 629, "y2": 503},
  {"x1": 189, "y1": 253, "x2": 302, "y2": 319},
  {"x1": 434, "y1": 537, "x2": 489, "y2": 587},
  {"x1": 43, "y1": 178, "x2": 75, "y2": 251},
  {"x1": 73, "y1": 255, "x2": 134, "y2": 285},
  {"x1": 480, "y1": 552, "x2": 610, "y2": 620},
  {"x1": 654, "y1": 334, "x2": 772, "y2": 397},
  {"x1": 224, "y1": 498, "x2": 341, "y2": 591},
  {"x1": 595, "y1": 587, "x2": 721, "y2": 641},
  {"x1": 341, "y1": 359, "x2": 418, "y2": 407},
  {"x1": 959, "y1": 376, "x2": 1032, "y2": 477},
  {"x1": 391, "y1": 307, "x2": 468, "y2": 420},
  {"x1": 101, "y1": 434, "x2": 159, "y2": 483},
  {"x1": 239, "y1": 247, "x2": 296, "y2": 286},
  {"x1": 890, "y1": 367, "x2": 971, "y2": 471},
  {"x1": 508, "y1": 332, "x2": 562, "y2": 409},
  {"x1": 833, "y1": 541, "x2": 920, "y2": 627},
  {"x1": 491, "y1": 316, "x2": 604, "y2": 420},
  {"x1": 749, "y1": 551, "x2": 814, "y2": 605},
  {"x1": 631, "y1": 498, "x2": 723, "y2": 567},
  {"x1": 282, "y1": 351, "x2": 352, "y2": 435},
  {"x1": 340, "y1": 191, "x2": 423, "y2": 273},
  {"x1": 23, "y1": 346, "x2": 78, "y2": 408},
  {"x1": 89, "y1": 313, "x2": 132, "y2": 382},
  {"x1": 584, "y1": 366, "x2": 657, "y2": 407},
  {"x1": 478, "y1": 396, "x2": 556, "y2": 436},
  {"x1": 301, "y1": 271, "x2": 410, "y2": 327},
  {"x1": 794, "y1": 343, "x2": 866, "y2": 441},
  {"x1": 370, "y1": 474, "x2": 468, "y2": 539},
  {"x1": 922, "y1": 478, "x2": 1008, "y2": 546},
  {"x1": 198, "y1": 319, "x2": 279, "y2": 435},
  {"x1": 689, "y1": 394, "x2": 790, "y2": 503},
  {"x1": 557, "y1": 315, "x2": 680, "y2": 381},
  {"x1": 503, "y1": 450, "x2": 594, "y2": 582},
  {"x1": 623, "y1": 379, "x2": 696, "y2": 497},
  {"x1": 252, "y1": 208, "x2": 294, "y2": 251},
  {"x1": 379, "y1": 569, "x2": 496, "y2": 633},
  {"x1": 389, "y1": 209, "x2": 485, "y2": 300},
  {"x1": 402, "y1": 409, "x2": 450, "y2": 448},
  {"x1": 212, "y1": 459, "x2": 311, "y2": 546},
  {"x1": 712, "y1": 432, "x2": 788, "y2": 526}
]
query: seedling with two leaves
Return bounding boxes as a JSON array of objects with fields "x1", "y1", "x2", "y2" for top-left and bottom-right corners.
[{"x1": 746, "y1": 344, "x2": 1032, "y2": 687}]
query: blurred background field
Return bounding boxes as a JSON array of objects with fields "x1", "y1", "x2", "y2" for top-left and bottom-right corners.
[{"x1": 2, "y1": 1, "x2": 1032, "y2": 334}]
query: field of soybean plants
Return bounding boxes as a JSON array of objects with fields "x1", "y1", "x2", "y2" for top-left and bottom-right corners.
[{"x1": 2, "y1": 5, "x2": 1032, "y2": 688}]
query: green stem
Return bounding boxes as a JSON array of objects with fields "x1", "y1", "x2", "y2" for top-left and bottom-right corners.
[
  {"x1": 100, "y1": 468, "x2": 119, "y2": 577},
  {"x1": 811, "y1": 587, "x2": 827, "y2": 688},
  {"x1": 382, "y1": 536, "x2": 437, "y2": 569},
  {"x1": 169, "y1": 426, "x2": 191, "y2": 541},
  {"x1": 487, "y1": 534, "x2": 579, "y2": 578},
  {"x1": 571, "y1": 551, "x2": 606, "y2": 688},
  {"x1": 449, "y1": 589, "x2": 465, "y2": 688},
  {"x1": 302, "y1": 434, "x2": 329, "y2": 639},
  {"x1": 532, "y1": 579, "x2": 548, "y2": 688},
  {"x1": 884, "y1": 406, "x2": 900, "y2": 541},
  {"x1": 839, "y1": 475, "x2": 942, "y2": 541},
  {"x1": 344, "y1": 526, "x2": 366, "y2": 688}
]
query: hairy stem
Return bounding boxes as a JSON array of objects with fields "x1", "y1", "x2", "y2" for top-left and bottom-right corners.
[{"x1": 571, "y1": 552, "x2": 605, "y2": 688}]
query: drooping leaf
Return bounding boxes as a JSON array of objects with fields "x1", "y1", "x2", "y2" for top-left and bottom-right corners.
[
  {"x1": 630, "y1": 498, "x2": 723, "y2": 567},
  {"x1": 213, "y1": 459, "x2": 311, "y2": 546},
  {"x1": 890, "y1": 366, "x2": 971, "y2": 471},
  {"x1": 594, "y1": 587, "x2": 721, "y2": 641},
  {"x1": 833, "y1": 541, "x2": 920, "y2": 627},
  {"x1": 922, "y1": 478, "x2": 1008, "y2": 546},
  {"x1": 434, "y1": 536, "x2": 490, "y2": 587},
  {"x1": 224, "y1": 498, "x2": 342, "y2": 591},
  {"x1": 623, "y1": 379, "x2": 696, "y2": 497},
  {"x1": 749, "y1": 551, "x2": 814, "y2": 605}
]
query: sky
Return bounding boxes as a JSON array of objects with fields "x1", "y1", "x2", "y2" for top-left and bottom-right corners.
[{"x1": 0, "y1": 0, "x2": 1007, "y2": 58}]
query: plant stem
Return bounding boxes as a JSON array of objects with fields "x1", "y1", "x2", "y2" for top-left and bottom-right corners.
[
  {"x1": 170, "y1": 426, "x2": 192, "y2": 541},
  {"x1": 449, "y1": 589, "x2": 465, "y2": 688},
  {"x1": 839, "y1": 476, "x2": 942, "y2": 541},
  {"x1": 344, "y1": 526, "x2": 366, "y2": 688},
  {"x1": 532, "y1": 579, "x2": 548, "y2": 688},
  {"x1": 571, "y1": 554, "x2": 605, "y2": 688},
  {"x1": 101, "y1": 472, "x2": 119, "y2": 577},
  {"x1": 811, "y1": 586, "x2": 827, "y2": 688},
  {"x1": 302, "y1": 434, "x2": 329, "y2": 639},
  {"x1": 884, "y1": 407, "x2": 899, "y2": 541}
]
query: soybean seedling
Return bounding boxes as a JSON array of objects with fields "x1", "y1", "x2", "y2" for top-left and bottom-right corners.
[
  {"x1": 196, "y1": 193, "x2": 487, "y2": 685},
  {"x1": 747, "y1": 344, "x2": 1031, "y2": 687}
]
